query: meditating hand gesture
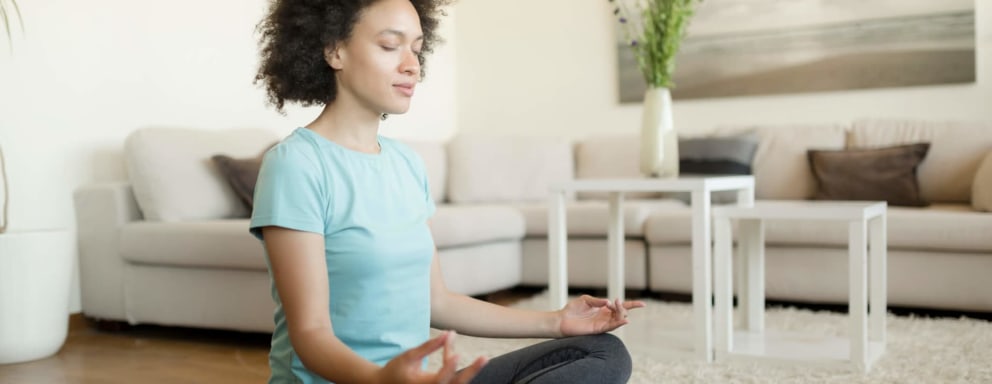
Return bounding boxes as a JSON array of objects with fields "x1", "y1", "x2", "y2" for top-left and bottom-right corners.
[
  {"x1": 557, "y1": 295, "x2": 646, "y2": 337},
  {"x1": 376, "y1": 331, "x2": 487, "y2": 384}
]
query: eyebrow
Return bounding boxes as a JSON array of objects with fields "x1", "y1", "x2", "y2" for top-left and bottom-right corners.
[{"x1": 379, "y1": 29, "x2": 424, "y2": 42}]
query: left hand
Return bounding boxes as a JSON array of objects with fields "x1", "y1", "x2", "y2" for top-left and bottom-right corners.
[{"x1": 556, "y1": 295, "x2": 646, "y2": 337}]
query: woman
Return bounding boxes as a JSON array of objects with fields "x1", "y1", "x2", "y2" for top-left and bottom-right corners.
[{"x1": 251, "y1": 0, "x2": 645, "y2": 383}]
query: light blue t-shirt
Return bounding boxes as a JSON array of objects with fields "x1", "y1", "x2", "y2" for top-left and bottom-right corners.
[{"x1": 250, "y1": 127, "x2": 436, "y2": 384}]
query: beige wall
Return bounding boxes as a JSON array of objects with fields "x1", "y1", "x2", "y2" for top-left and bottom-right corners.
[
  {"x1": 0, "y1": 0, "x2": 456, "y2": 312},
  {"x1": 453, "y1": 0, "x2": 992, "y2": 138},
  {"x1": 0, "y1": 0, "x2": 456, "y2": 231}
]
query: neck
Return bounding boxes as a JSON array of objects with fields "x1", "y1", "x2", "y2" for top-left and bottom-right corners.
[{"x1": 305, "y1": 92, "x2": 382, "y2": 154}]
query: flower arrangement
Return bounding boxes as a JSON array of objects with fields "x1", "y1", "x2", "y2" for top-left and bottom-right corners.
[{"x1": 609, "y1": 0, "x2": 700, "y2": 89}]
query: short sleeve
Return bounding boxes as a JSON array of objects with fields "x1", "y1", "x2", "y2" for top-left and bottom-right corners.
[{"x1": 249, "y1": 145, "x2": 326, "y2": 240}]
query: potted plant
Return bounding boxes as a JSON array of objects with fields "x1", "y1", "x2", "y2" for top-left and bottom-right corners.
[
  {"x1": 609, "y1": 0, "x2": 700, "y2": 177},
  {"x1": 1, "y1": 1, "x2": 76, "y2": 365}
]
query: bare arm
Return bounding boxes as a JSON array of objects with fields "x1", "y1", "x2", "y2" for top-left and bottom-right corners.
[
  {"x1": 427, "y1": 222, "x2": 645, "y2": 339},
  {"x1": 429, "y1": 249, "x2": 563, "y2": 338},
  {"x1": 262, "y1": 226, "x2": 381, "y2": 383}
]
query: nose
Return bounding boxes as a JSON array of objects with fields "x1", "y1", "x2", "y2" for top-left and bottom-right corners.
[{"x1": 400, "y1": 49, "x2": 421, "y2": 77}]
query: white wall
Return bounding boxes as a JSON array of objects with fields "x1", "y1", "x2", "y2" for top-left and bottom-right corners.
[
  {"x1": 453, "y1": 0, "x2": 992, "y2": 138},
  {"x1": 0, "y1": 0, "x2": 456, "y2": 312}
]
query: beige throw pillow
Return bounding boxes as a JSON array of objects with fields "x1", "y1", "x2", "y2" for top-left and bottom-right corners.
[{"x1": 972, "y1": 152, "x2": 992, "y2": 211}]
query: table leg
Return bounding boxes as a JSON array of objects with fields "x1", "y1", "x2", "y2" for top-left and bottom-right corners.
[
  {"x1": 713, "y1": 216, "x2": 734, "y2": 355},
  {"x1": 740, "y1": 219, "x2": 765, "y2": 332},
  {"x1": 849, "y1": 219, "x2": 869, "y2": 372},
  {"x1": 869, "y1": 214, "x2": 887, "y2": 347},
  {"x1": 548, "y1": 191, "x2": 568, "y2": 310},
  {"x1": 691, "y1": 190, "x2": 713, "y2": 362},
  {"x1": 607, "y1": 192, "x2": 625, "y2": 303}
]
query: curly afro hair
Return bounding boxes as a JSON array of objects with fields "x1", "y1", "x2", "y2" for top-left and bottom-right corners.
[{"x1": 255, "y1": 0, "x2": 452, "y2": 113}]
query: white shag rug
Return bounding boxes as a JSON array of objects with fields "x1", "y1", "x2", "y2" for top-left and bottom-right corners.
[{"x1": 427, "y1": 292, "x2": 992, "y2": 383}]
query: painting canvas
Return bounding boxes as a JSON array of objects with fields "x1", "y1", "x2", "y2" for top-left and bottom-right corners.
[{"x1": 617, "y1": 0, "x2": 977, "y2": 103}]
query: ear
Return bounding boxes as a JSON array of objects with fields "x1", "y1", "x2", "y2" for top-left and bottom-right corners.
[{"x1": 325, "y1": 44, "x2": 345, "y2": 70}]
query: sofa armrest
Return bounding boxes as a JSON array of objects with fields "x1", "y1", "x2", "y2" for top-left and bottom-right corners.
[{"x1": 74, "y1": 182, "x2": 143, "y2": 321}]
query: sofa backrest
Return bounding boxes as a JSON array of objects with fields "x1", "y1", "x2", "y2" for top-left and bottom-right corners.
[
  {"x1": 714, "y1": 123, "x2": 849, "y2": 200},
  {"x1": 125, "y1": 127, "x2": 279, "y2": 221},
  {"x1": 399, "y1": 139, "x2": 447, "y2": 204},
  {"x1": 446, "y1": 134, "x2": 574, "y2": 203},
  {"x1": 573, "y1": 135, "x2": 662, "y2": 200},
  {"x1": 849, "y1": 119, "x2": 992, "y2": 204}
]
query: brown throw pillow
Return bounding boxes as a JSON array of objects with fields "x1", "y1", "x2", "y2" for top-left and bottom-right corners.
[
  {"x1": 808, "y1": 143, "x2": 931, "y2": 207},
  {"x1": 972, "y1": 152, "x2": 992, "y2": 212},
  {"x1": 212, "y1": 143, "x2": 276, "y2": 210}
]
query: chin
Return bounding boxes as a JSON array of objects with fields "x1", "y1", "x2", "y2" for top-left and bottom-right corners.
[{"x1": 383, "y1": 104, "x2": 412, "y2": 115}]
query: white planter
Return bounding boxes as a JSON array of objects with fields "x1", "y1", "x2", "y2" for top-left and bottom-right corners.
[
  {"x1": 640, "y1": 87, "x2": 680, "y2": 178},
  {"x1": 0, "y1": 229, "x2": 75, "y2": 365}
]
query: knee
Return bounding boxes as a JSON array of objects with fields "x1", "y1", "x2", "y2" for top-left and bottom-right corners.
[{"x1": 586, "y1": 333, "x2": 632, "y2": 381}]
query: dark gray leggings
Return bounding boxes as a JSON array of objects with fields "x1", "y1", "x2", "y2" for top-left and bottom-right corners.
[{"x1": 467, "y1": 333, "x2": 632, "y2": 384}]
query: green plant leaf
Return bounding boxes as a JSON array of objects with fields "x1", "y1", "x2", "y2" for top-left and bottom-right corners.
[
  {"x1": 1, "y1": 0, "x2": 23, "y2": 50},
  {"x1": 613, "y1": 0, "x2": 700, "y2": 89}
]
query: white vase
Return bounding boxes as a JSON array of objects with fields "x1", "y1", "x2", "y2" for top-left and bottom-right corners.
[
  {"x1": 0, "y1": 229, "x2": 75, "y2": 365},
  {"x1": 640, "y1": 87, "x2": 680, "y2": 178}
]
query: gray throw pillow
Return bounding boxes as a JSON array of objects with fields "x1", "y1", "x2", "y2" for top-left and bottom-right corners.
[{"x1": 679, "y1": 133, "x2": 760, "y2": 175}]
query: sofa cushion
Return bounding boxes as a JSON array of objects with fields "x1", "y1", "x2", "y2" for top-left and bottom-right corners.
[
  {"x1": 973, "y1": 152, "x2": 992, "y2": 212},
  {"x1": 573, "y1": 135, "x2": 663, "y2": 200},
  {"x1": 765, "y1": 204, "x2": 992, "y2": 253},
  {"x1": 713, "y1": 124, "x2": 848, "y2": 200},
  {"x1": 430, "y1": 205, "x2": 525, "y2": 248},
  {"x1": 644, "y1": 203, "x2": 992, "y2": 253},
  {"x1": 808, "y1": 143, "x2": 930, "y2": 207},
  {"x1": 120, "y1": 220, "x2": 267, "y2": 270},
  {"x1": 849, "y1": 119, "x2": 992, "y2": 203},
  {"x1": 643, "y1": 206, "x2": 694, "y2": 244},
  {"x1": 399, "y1": 139, "x2": 447, "y2": 204},
  {"x1": 125, "y1": 127, "x2": 279, "y2": 221},
  {"x1": 447, "y1": 134, "x2": 574, "y2": 203},
  {"x1": 516, "y1": 199, "x2": 687, "y2": 237}
]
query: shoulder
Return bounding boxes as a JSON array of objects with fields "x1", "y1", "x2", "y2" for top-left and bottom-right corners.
[{"x1": 262, "y1": 130, "x2": 322, "y2": 170}]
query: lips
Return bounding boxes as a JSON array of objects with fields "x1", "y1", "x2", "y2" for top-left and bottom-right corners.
[{"x1": 394, "y1": 83, "x2": 415, "y2": 97}]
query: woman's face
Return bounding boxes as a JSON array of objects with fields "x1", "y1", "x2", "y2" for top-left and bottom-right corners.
[{"x1": 328, "y1": 0, "x2": 423, "y2": 116}]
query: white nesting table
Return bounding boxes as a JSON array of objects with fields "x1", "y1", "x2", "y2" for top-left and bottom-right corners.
[
  {"x1": 548, "y1": 176, "x2": 755, "y2": 362},
  {"x1": 712, "y1": 200, "x2": 887, "y2": 372}
]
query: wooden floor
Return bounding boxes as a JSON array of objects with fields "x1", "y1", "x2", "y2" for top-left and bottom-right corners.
[
  {"x1": 2, "y1": 287, "x2": 987, "y2": 383},
  {"x1": 0, "y1": 289, "x2": 538, "y2": 384}
]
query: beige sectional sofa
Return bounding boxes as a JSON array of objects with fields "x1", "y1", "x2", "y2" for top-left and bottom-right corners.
[{"x1": 75, "y1": 119, "x2": 992, "y2": 332}]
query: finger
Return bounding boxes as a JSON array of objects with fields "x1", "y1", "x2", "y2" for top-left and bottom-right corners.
[
  {"x1": 436, "y1": 353, "x2": 459, "y2": 383},
  {"x1": 618, "y1": 298, "x2": 629, "y2": 319},
  {"x1": 452, "y1": 356, "x2": 489, "y2": 384},
  {"x1": 444, "y1": 330, "x2": 457, "y2": 361},
  {"x1": 581, "y1": 295, "x2": 612, "y2": 309},
  {"x1": 613, "y1": 298, "x2": 626, "y2": 322},
  {"x1": 406, "y1": 331, "x2": 449, "y2": 361},
  {"x1": 622, "y1": 300, "x2": 647, "y2": 310}
]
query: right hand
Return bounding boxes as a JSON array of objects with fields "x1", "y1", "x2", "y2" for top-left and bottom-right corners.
[{"x1": 376, "y1": 331, "x2": 488, "y2": 384}]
